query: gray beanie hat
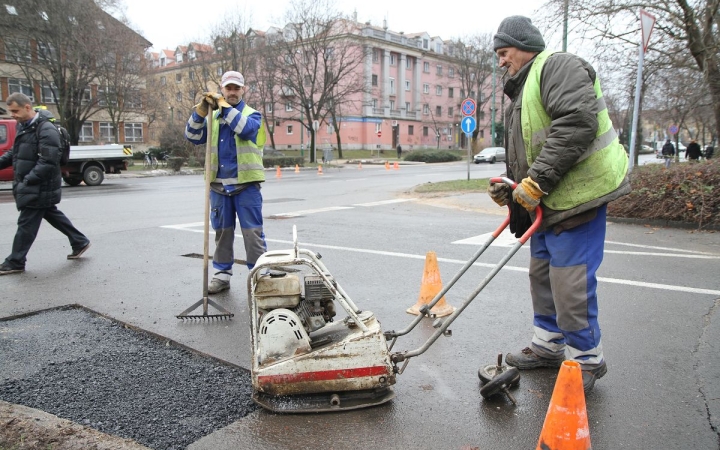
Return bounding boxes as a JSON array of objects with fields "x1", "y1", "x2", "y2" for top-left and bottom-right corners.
[{"x1": 493, "y1": 15, "x2": 546, "y2": 52}]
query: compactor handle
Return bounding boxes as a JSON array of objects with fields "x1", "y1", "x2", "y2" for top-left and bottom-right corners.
[{"x1": 489, "y1": 176, "x2": 543, "y2": 244}]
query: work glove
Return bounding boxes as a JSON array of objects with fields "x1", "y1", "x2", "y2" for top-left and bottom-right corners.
[
  {"x1": 194, "y1": 98, "x2": 211, "y2": 117},
  {"x1": 512, "y1": 177, "x2": 545, "y2": 212},
  {"x1": 487, "y1": 182, "x2": 511, "y2": 207},
  {"x1": 204, "y1": 92, "x2": 231, "y2": 109}
]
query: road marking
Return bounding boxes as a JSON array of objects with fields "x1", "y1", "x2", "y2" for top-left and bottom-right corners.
[
  {"x1": 353, "y1": 199, "x2": 416, "y2": 207},
  {"x1": 160, "y1": 224, "x2": 720, "y2": 296}
]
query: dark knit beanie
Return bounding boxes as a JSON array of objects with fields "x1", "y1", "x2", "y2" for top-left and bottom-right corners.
[{"x1": 493, "y1": 15, "x2": 546, "y2": 52}]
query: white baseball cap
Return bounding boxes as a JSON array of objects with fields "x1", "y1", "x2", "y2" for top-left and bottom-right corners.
[{"x1": 221, "y1": 71, "x2": 244, "y2": 87}]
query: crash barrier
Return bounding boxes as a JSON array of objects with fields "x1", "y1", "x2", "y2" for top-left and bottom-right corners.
[
  {"x1": 536, "y1": 360, "x2": 591, "y2": 450},
  {"x1": 406, "y1": 251, "x2": 455, "y2": 317}
]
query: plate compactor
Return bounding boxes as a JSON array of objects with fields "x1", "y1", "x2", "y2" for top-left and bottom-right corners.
[{"x1": 248, "y1": 178, "x2": 540, "y2": 413}]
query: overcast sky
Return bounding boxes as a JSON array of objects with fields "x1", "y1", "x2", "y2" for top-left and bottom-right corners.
[{"x1": 120, "y1": 0, "x2": 548, "y2": 52}]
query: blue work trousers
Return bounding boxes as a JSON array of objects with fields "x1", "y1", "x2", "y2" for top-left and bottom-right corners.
[{"x1": 210, "y1": 184, "x2": 266, "y2": 275}]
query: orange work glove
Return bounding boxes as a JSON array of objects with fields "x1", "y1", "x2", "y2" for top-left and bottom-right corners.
[
  {"x1": 193, "y1": 98, "x2": 211, "y2": 117},
  {"x1": 512, "y1": 177, "x2": 545, "y2": 211},
  {"x1": 204, "y1": 92, "x2": 231, "y2": 109},
  {"x1": 487, "y1": 182, "x2": 511, "y2": 206}
]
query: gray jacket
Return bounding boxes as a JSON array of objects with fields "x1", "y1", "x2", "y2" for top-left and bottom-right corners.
[{"x1": 503, "y1": 52, "x2": 630, "y2": 231}]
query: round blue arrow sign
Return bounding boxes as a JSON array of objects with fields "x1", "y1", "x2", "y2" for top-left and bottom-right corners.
[{"x1": 461, "y1": 116, "x2": 476, "y2": 134}]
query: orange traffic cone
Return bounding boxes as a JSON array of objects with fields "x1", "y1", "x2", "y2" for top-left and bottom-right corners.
[
  {"x1": 294, "y1": 164, "x2": 300, "y2": 173},
  {"x1": 385, "y1": 161, "x2": 390, "y2": 170},
  {"x1": 536, "y1": 361, "x2": 591, "y2": 450},
  {"x1": 276, "y1": 166, "x2": 282, "y2": 178},
  {"x1": 406, "y1": 251, "x2": 455, "y2": 317},
  {"x1": 358, "y1": 162, "x2": 363, "y2": 170},
  {"x1": 393, "y1": 161, "x2": 399, "y2": 170},
  {"x1": 318, "y1": 165, "x2": 323, "y2": 175}
]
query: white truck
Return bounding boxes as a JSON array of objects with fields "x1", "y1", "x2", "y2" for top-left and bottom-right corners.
[{"x1": 62, "y1": 144, "x2": 133, "y2": 186}]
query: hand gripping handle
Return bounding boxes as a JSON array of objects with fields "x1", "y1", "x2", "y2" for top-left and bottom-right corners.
[{"x1": 489, "y1": 177, "x2": 543, "y2": 244}]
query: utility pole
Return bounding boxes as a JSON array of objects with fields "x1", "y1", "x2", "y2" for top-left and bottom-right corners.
[{"x1": 563, "y1": 0, "x2": 569, "y2": 52}]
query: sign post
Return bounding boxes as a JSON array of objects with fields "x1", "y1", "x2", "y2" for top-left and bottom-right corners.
[
  {"x1": 628, "y1": 9, "x2": 656, "y2": 173},
  {"x1": 461, "y1": 98, "x2": 477, "y2": 180}
]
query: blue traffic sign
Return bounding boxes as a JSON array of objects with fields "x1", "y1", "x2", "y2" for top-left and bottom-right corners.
[
  {"x1": 461, "y1": 116, "x2": 476, "y2": 134},
  {"x1": 461, "y1": 98, "x2": 476, "y2": 116},
  {"x1": 668, "y1": 124, "x2": 679, "y2": 135}
]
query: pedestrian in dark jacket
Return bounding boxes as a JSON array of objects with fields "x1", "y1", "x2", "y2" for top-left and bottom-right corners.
[
  {"x1": 705, "y1": 145, "x2": 714, "y2": 159},
  {"x1": 0, "y1": 93, "x2": 90, "y2": 275},
  {"x1": 661, "y1": 140, "x2": 675, "y2": 168},
  {"x1": 487, "y1": 15, "x2": 630, "y2": 393},
  {"x1": 685, "y1": 139, "x2": 702, "y2": 161}
]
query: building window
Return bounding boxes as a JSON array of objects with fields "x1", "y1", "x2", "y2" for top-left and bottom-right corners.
[
  {"x1": 390, "y1": 54, "x2": 396, "y2": 65},
  {"x1": 423, "y1": 126, "x2": 429, "y2": 137},
  {"x1": 372, "y1": 98, "x2": 378, "y2": 109},
  {"x1": 5, "y1": 39, "x2": 31, "y2": 62},
  {"x1": 406, "y1": 58, "x2": 412, "y2": 69},
  {"x1": 373, "y1": 49, "x2": 380, "y2": 63},
  {"x1": 189, "y1": 71, "x2": 195, "y2": 80},
  {"x1": 423, "y1": 83, "x2": 429, "y2": 94},
  {"x1": 405, "y1": 102, "x2": 410, "y2": 112},
  {"x1": 480, "y1": 129, "x2": 485, "y2": 138},
  {"x1": 436, "y1": 85, "x2": 442, "y2": 96},
  {"x1": 408, "y1": 125, "x2": 414, "y2": 135},
  {"x1": 99, "y1": 122, "x2": 115, "y2": 142},
  {"x1": 79, "y1": 122, "x2": 93, "y2": 142},
  {"x1": 390, "y1": 78, "x2": 395, "y2": 95},
  {"x1": 423, "y1": 38, "x2": 429, "y2": 50},
  {"x1": 423, "y1": 62, "x2": 430, "y2": 73},
  {"x1": 81, "y1": 88, "x2": 91, "y2": 105},
  {"x1": 436, "y1": 65, "x2": 442, "y2": 75},
  {"x1": 160, "y1": 76, "x2": 166, "y2": 86},
  {"x1": 41, "y1": 82, "x2": 57, "y2": 104},
  {"x1": 266, "y1": 103, "x2": 273, "y2": 113},
  {"x1": 372, "y1": 74, "x2": 378, "y2": 86},
  {"x1": 124, "y1": 123, "x2": 143, "y2": 142},
  {"x1": 217, "y1": 67, "x2": 223, "y2": 76},
  {"x1": 175, "y1": 73, "x2": 182, "y2": 83},
  {"x1": 176, "y1": 92, "x2": 182, "y2": 102},
  {"x1": 390, "y1": 100, "x2": 395, "y2": 110},
  {"x1": 448, "y1": 87, "x2": 454, "y2": 98},
  {"x1": 38, "y1": 41, "x2": 57, "y2": 62},
  {"x1": 436, "y1": 106, "x2": 442, "y2": 116},
  {"x1": 423, "y1": 104, "x2": 429, "y2": 115},
  {"x1": 480, "y1": 92, "x2": 487, "y2": 102},
  {"x1": 9, "y1": 78, "x2": 34, "y2": 101},
  {"x1": 449, "y1": 67, "x2": 455, "y2": 78},
  {"x1": 405, "y1": 80, "x2": 410, "y2": 91},
  {"x1": 285, "y1": 103, "x2": 293, "y2": 112},
  {"x1": 479, "y1": 111, "x2": 486, "y2": 120},
  {"x1": 448, "y1": 107, "x2": 454, "y2": 117},
  {"x1": 287, "y1": 125, "x2": 293, "y2": 134},
  {"x1": 126, "y1": 90, "x2": 142, "y2": 109}
]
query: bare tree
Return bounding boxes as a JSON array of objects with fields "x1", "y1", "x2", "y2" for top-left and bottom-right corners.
[
  {"x1": 0, "y1": 0, "x2": 150, "y2": 144},
  {"x1": 450, "y1": 33, "x2": 496, "y2": 152},
  {"x1": 538, "y1": 0, "x2": 720, "y2": 146},
  {"x1": 272, "y1": 0, "x2": 368, "y2": 162}
]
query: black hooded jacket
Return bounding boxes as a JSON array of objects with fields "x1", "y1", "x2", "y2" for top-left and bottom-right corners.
[{"x1": 0, "y1": 113, "x2": 63, "y2": 210}]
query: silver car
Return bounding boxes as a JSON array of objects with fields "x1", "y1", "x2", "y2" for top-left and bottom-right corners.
[{"x1": 473, "y1": 147, "x2": 506, "y2": 164}]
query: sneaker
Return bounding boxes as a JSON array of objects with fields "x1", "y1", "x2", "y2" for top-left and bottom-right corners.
[
  {"x1": 0, "y1": 264, "x2": 24, "y2": 275},
  {"x1": 67, "y1": 242, "x2": 91, "y2": 260},
  {"x1": 506, "y1": 347, "x2": 564, "y2": 370},
  {"x1": 582, "y1": 362, "x2": 607, "y2": 393},
  {"x1": 208, "y1": 278, "x2": 230, "y2": 294}
]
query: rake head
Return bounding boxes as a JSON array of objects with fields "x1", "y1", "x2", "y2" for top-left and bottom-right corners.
[{"x1": 176, "y1": 297, "x2": 234, "y2": 321}]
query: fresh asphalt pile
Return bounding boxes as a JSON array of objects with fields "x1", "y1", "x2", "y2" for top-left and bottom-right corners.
[{"x1": 0, "y1": 307, "x2": 258, "y2": 449}]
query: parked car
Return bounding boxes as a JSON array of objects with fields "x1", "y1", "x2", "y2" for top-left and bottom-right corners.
[
  {"x1": 640, "y1": 145, "x2": 654, "y2": 154},
  {"x1": 473, "y1": 147, "x2": 506, "y2": 164}
]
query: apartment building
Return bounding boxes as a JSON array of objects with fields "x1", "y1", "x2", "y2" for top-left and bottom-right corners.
[
  {"x1": 0, "y1": 1, "x2": 151, "y2": 150},
  {"x1": 149, "y1": 18, "x2": 501, "y2": 153}
]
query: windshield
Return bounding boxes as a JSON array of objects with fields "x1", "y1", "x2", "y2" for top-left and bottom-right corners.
[{"x1": 480, "y1": 147, "x2": 499, "y2": 155}]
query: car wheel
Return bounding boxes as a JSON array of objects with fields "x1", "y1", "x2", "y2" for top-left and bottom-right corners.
[{"x1": 490, "y1": 157, "x2": 496, "y2": 164}]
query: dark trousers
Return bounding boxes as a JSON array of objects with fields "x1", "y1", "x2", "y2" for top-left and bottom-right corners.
[{"x1": 4, "y1": 205, "x2": 88, "y2": 269}]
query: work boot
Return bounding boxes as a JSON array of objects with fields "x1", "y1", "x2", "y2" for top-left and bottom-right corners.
[
  {"x1": 67, "y1": 242, "x2": 91, "y2": 260},
  {"x1": 506, "y1": 347, "x2": 564, "y2": 369},
  {"x1": 582, "y1": 362, "x2": 607, "y2": 393},
  {"x1": 208, "y1": 278, "x2": 230, "y2": 294},
  {"x1": 0, "y1": 263, "x2": 25, "y2": 275}
]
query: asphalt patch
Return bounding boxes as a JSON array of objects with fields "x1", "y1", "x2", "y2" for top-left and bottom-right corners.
[{"x1": 0, "y1": 306, "x2": 258, "y2": 449}]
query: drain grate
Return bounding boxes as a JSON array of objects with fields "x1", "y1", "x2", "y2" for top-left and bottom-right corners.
[{"x1": 0, "y1": 306, "x2": 257, "y2": 449}]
